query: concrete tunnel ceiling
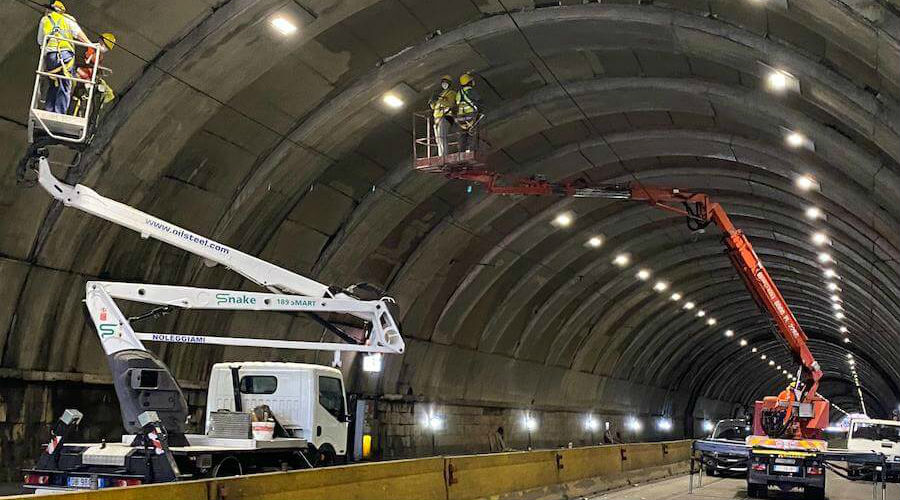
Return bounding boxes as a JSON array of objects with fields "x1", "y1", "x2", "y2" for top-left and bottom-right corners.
[{"x1": 1, "y1": 0, "x2": 899, "y2": 428}]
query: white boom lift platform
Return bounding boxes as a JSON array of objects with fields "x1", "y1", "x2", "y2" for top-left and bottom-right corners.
[
  {"x1": 21, "y1": 156, "x2": 405, "y2": 491},
  {"x1": 29, "y1": 35, "x2": 103, "y2": 145}
]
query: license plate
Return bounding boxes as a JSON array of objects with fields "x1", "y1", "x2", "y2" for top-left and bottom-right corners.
[
  {"x1": 67, "y1": 476, "x2": 92, "y2": 488},
  {"x1": 773, "y1": 465, "x2": 799, "y2": 473}
]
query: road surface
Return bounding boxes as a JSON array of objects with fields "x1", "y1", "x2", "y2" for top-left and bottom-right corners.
[{"x1": 588, "y1": 471, "x2": 898, "y2": 499}]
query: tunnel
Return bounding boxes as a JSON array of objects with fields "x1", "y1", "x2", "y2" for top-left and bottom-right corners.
[{"x1": 1, "y1": 0, "x2": 899, "y2": 499}]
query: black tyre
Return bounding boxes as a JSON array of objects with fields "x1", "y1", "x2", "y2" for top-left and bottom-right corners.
[
  {"x1": 212, "y1": 456, "x2": 243, "y2": 477},
  {"x1": 706, "y1": 466, "x2": 716, "y2": 477},
  {"x1": 748, "y1": 483, "x2": 768, "y2": 498},
  {"x1": 804, "y1": 486, "x2": 825, "y2": 500},
  {"x1": 313, "y1": 445, "x2": 337, "y2": 467}
]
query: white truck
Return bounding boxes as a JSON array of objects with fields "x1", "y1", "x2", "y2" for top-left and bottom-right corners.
[
  {"x1": 846, "y1": 418, "x2": 900, "y2": 481},
  {"x1": 22, "y1": 155, "x2": 405, "y2": 492}
]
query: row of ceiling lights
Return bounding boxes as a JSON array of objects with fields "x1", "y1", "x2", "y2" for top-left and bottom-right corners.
[
  {"x1": 552, "y1": 210, "x2": 795, "y2": 383},
  {"x1": 796, "y1": 172, "x2": 865, "y2": 411}
]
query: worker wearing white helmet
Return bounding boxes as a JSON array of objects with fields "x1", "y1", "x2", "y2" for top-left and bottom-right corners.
[
  {"x1": 428, "y1": 75, "x2": 456, "y2": 157},
  {"x1": 36, "y1": 1, "x2": 92, "y2": 114}
]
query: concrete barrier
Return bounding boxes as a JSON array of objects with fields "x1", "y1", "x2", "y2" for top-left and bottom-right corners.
[{"x1": 7, "y1": 441, "x2": 692, "y2": 500}]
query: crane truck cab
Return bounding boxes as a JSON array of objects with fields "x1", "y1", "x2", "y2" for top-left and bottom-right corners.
[{"x1": 206, "y1": 362, "x2": 349, "y2": 462}]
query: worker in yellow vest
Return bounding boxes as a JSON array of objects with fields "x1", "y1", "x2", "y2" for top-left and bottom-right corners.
[
  {"x1": 455, "y1": 72, "x2": 482, "y2": 153},
  {"x1": 36, "y1": 1, "x2": 92, "y2": 114},
  {"x1": 428, "y1": 75, "x2": 456, "y2": 157}
]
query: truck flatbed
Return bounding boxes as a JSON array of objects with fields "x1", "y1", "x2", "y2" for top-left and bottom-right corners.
[{"x1": 118, "y1": 434, "x2": 309, "y2": 452}]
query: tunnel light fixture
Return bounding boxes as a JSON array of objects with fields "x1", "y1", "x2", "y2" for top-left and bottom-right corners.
[
  {"x1": 761, "y1": 354, "x2": 767, "y2": 360},
  {"x1": 767, "y1": 70, "x2": 789, "y2": 91},
  {"x1": 626, "y1": 418, "x2": 642, "y2": 432},
  {"x1": 706, "y1": 318, "x2": 717, "y2": 326},
  {"x1": 270, "y1": 16, "x2": 298, "y2": 35},
  {"x1": 844, "y1": 337, "x2": 851, "y2": 343},
  {"x1": 724, "y1": 329, "x2": 734, "y2": 338},
  {"x1": 831, "y1": 295, "x2": 841, "y2": 303},
  {"x1": 832, "y1": 303, "x2": 843, "y2": 311},
  {"x1": 835, "y1": 311, "x2": 845, "y2": 320},
  {"x1": 552, "y1": 212, "x2": 574, "y2": 228},
  {"x1": 839, "y1": 326, "x2": 848, "y2": 333},
  {"x1": 636, "y1": 269, "x2": 651, "y2": 281},
  {"x1": 683, "y1": 301, "x2": 695, "y2": 310},
  {"x1": 657, "y1": 418, "x2": 673, "y2": 432},
  {"x1": 795, "y1": 175, "x2": 816, "y2": 191},
  {"x1": 805, "y1": 206, "x2": 823, "y2": 220},
  {"x1": 752, "y1": 347, "x2": 758, "y2": 353},
  {"x1": 769, "y1": 360, "x2": 775, "y2": 366},
  {"x1": 827, "y1": 282, "x2": 840, "y2": 292},
  {"x1": 817, "y1": 252, "x2": 833, "y2": 264},
  {"x1": 696, "y1": 310, "x2": 706, "y2": 318},
  {"x1": 847, "y1": 353, "x2": 853, "y2": 359},
  {"x1": 823, "y1": 268, "x2": 838, "y2": 279},
  {"x1": 381, "y1": 93, "x2": 405, "y2": 109},
  {"x1": 812, "y1": 232, "x2": 829, "y2": 246},
  {"x1": 786, "y1": 131, "x2": 813, "y2": 150},
  {"x1": 740, "y1": 339, "x2": 748, "y2": 347},
  {"x1": 587, "y1": 236, "x2": 603, "y2": 248},
  {"x1": 523, "y1": 415, "x2": 538, "y2": 432},
  {"x1": 777, "y1": 365, "x2": 782, "y2": 370},
  {"x1": 783, "y1": 370, "x2": 788, "y2": 374},
  {"x1": 613, "y1": 253, "x2": 630, "y2": 267},
  {"x1": 362, "y1": 353, "x2": 383, "y2": 372},
  {"x1": 584, "y1": 416, "x2": 599, "y2": 432},
  {"x1": 670, "y1": 292, "x2": 682, "y2": 301},
  {"x1": 653, "y1": 281, "x2": 668, "y2": 292},
  {"x1": 702, "y1": 420, "x2": 714, "y2": 433},
  {"x1": 424, "y1": 414, "x2": 444, "y2": 430}
]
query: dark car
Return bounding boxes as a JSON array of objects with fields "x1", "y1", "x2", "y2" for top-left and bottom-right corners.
[{"x1": 703, "y1": 418, "x2": 751, "y2": 476}]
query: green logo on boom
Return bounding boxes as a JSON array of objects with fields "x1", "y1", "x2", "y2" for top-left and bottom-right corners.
[
  {"x1": 98, "y1": 323, "x2": 117, "y2": 337},
  {"x1": 216, "y1": 293, "x2": 257, "y2": 305}
]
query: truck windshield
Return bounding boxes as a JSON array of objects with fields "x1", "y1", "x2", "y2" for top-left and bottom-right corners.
[
  {"x1": 852, "y1": 422, "x2": 900, "y2": 443},
  {"x1": 714, "y1": 423, "x2": 751, "y2": 440}
]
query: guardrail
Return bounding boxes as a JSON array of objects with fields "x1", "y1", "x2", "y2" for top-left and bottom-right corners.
[{"x1": 8, "y1": 440, "x2": 691, "y2": 500}]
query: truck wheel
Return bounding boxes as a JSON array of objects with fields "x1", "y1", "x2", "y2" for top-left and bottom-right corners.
[
  {"x1": 212, "y1": 456, "x2": 243, "y2": 477},
  {"x1": 804, "y1": 486, "x2": 825, "y2": 500},
  {"x1": 748, "y1": 484, "x2": 767, "y2": 498},
  {"x1": 314, "y1": 445, "x2": 336, "y2": 467},
  {"x1": 706, "y1": 466, "x2": 716, "y2": 477}
]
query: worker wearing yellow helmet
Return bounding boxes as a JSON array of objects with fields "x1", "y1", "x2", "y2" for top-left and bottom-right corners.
[
  {"x1": 455, "y1": 72, "x2": 482, "y2": 152},
  {"x1": 428, "y1": 75, "x2": 456, "y2": 157},
  {"x1": 36, "y1": 1, "x2": 92, "y2": 114}
]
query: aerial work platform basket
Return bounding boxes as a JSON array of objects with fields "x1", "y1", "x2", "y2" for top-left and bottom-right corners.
[
  {"x1": 412, "y1": 111, "x2": 487, "y2": 174},
  {"x1": 28, "y1": 35, "x2": 103, "y2": 145}
]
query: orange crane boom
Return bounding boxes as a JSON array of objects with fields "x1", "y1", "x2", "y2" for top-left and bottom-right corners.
[{"x1": 439, "y1": 166, "x2": 828, "y2": 438}]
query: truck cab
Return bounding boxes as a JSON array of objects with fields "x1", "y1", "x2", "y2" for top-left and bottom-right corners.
[
  {"x1": 847, "y1": 418, "x2": 900, "y2": 480},
  {"x1": 207, "y1": 362, "x2": 349, "y2": 462}
]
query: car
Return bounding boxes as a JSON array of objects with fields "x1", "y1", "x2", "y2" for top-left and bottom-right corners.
[{"x1": 703, "y1": 418, "x2": 751, "y2": 476}]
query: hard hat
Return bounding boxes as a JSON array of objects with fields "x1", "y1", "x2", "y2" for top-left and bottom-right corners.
[
  {"x1": 459, "y1": 72, "x2": 474, "y2": 86},
  {"x1": 51, "y1": 1, "x2": 66, "y2": 12},
  {"x1": 440, "y1": 74, "x2": 453, "y2": 83},
  {"x1": 789, "y1": 381, "x2": 797, "y2": 388},
  {"x1": 100, "y1": 33, "x2": 116, "y2": 50}
]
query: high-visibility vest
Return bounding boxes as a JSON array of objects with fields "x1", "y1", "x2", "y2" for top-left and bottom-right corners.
[
  {"x1": 456, "y1": 86, "x2": 478, "y2": 116},
  {"x1": 40, "y1": 12, "x2": 75, "y2": 52},
  {"x1": 431, "y1": 89, "x2": 456, "y2": 119}
]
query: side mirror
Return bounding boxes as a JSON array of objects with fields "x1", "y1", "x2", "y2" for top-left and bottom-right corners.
[{"x1": 339, "y1": 412, "x2": 352, "y2": 423}]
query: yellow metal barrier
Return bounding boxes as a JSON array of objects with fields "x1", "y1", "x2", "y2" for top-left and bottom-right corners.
[{"x1": 7, "y1": 441, "x2": 692, "y2": 500}]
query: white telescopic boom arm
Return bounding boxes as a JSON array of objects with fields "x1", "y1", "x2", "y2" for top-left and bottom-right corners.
[
  {"x1": 38, "y1": 157, "x2": 335, "y2": 299},
  {"x1": 86, "y1": 281, "x2": 404, "y2": 355}
]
